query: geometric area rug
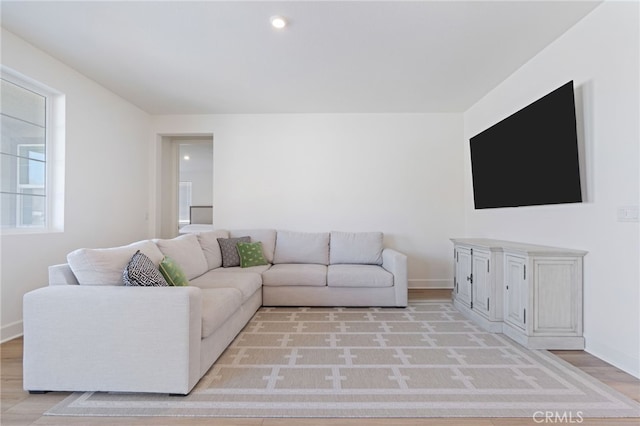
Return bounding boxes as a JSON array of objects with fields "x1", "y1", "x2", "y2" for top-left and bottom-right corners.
[{"x1": 46, "y1": 301, "x2": 640, "y2": 418}]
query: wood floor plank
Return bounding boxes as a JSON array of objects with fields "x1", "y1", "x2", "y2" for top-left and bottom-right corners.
[
  {"x1": 2, "y1": 289, "x2": 638, "y2": 426},
  {"x1": 31, "y1": 417, "x2": 263, "y2": 426},
  {"x1": 551, "y1": 352, "x2": 640, "y2": 403},
  {"x1": 264, "y1": 419, "x2": 495, "y2": 426},
  {"x1": 262, "y1": 418, "x2": 493, "y2": 426},
  {"x1": 491, "y1": 418, "x2": 640, "y2": 426}
]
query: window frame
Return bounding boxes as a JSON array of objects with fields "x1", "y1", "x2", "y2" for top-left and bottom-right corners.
[
  {"x1": 16, "y1": 143, "x2": 46, "y2": 227},
  {"x1": 1, "y1": 66, "x2": 65, "y2": 235}
]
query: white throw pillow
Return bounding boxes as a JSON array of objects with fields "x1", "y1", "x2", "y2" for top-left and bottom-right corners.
[
  {"x1": 329, "y1": 231, "x2": 384, "y2": 265},
  {"x1": 67, "y1": 240, "x2": 164, "y2": 285},
  {"x1": 273, "y1": 231, "x2": 330, "y2": 265},
  {"x1": 154, "y1": 233, "x2": 208, "y2": 280}
]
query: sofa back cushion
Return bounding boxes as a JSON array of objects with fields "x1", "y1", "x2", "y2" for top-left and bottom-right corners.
[
  {"x1": 329, "y1": 231, "x2": 384, "y2": 265},
  {"x1": 273, "y1": 231, "x2": 330, "y2": 265},
  {"x1": 154, "y1": 234, "x2": 208, "y2": 280},
  {"x1": 197, "y1": 229, "x2": 230, "y2": 270},
  {"x1": 67, "y1": 240, "x2": 163, "y2": 285},
  {"x1": 230, "y1": 229, "x2": 277, "y2": 263}
]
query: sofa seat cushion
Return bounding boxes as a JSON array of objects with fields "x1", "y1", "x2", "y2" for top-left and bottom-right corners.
[
  {"x1": 201, "y1": 288, "x2": 243, "y2": 339},
  {"x1": 327, "y1": 264, "x2": 393, "y2": 288},
  {"x1": 262, "y1": 264, "x2": 327, "y2": 287},
  {"x1": 215, "y1": 264, "x2": 272, "y2": 274},
  {"x1": 190, "y1": 270, "x2": 262, "y2": 303}
]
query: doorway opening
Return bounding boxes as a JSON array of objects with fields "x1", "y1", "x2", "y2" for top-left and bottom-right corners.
[{"x1": 157, "y1": 135, "x2": 213, "y2": 238}]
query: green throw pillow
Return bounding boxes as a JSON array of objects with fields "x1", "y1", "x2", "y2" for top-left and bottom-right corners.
[
  {"x1": 237, "y1": 241, "x2": 269, "y2": 268},
  {"x1": 159, "y1": 256, "x2": 189, "y2": 286}
]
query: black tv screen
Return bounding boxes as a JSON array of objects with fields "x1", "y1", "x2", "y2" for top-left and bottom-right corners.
[{"x1": 470, "y1": 81, "x2": 582, "y2": 209}]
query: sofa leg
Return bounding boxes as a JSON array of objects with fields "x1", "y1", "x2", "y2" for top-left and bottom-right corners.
[
  {"x1": 169, "y1": 393, "x2": 188, "y2": 397},
  {"x1": 28, "y1": 390, "x2": 50, "y2": 394}
]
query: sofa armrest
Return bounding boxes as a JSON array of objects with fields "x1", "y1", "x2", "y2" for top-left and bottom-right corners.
[
  {"x1": 382, "y1": 248, "x2": 408, "y2": 307},
  {"x1": 23, "y1": 285, "x2": 202, "y2": 394},
  {"x1": 48, "y1": 263, "x2": 78, "y2": 285}
]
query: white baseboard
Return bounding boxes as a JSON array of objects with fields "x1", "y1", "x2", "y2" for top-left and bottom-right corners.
[
  {"x1": 585, "y1": 334, "x2": 640, "y2": 379},
  {"x1": 1, "y1": 320, "x2": 23, "y2": 343},
  {"x1": 408, "y1": 279, "x2": 453, "y2": 289}
]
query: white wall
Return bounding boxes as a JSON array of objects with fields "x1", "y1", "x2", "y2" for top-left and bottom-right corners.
[
  {"x1": 151, "y1": 113, "x2": 465, "y2": 287},
  {"x1": 179, "y1": 141, "x2": 213, "y2": 206},
  {"x1": 0, "y1": 29, "x2": 152, "y2": 341},
  {"x1": 463, "y1": 2, "x2": 639, "y2": 377}
]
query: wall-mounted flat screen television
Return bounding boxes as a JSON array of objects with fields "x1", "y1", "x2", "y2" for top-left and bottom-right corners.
[{"x1": 470, "y1": 81, "x2": 582, "y2": 209}]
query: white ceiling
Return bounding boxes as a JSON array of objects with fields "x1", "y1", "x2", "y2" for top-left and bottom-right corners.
[{"x1": 1, "y1": 1, "x2": 601, "y2": 114}]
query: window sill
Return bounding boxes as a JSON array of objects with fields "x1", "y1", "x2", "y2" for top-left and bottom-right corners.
[{"x1": 1, "y1": 227, "x2": 64, "y2": 236}]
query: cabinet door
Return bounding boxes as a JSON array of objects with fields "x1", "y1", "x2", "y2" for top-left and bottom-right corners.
[
  {"x1": 471, "y1": 250, "x2": 491, "y2": 318},
  {"x1": 504, "y1": 254, "x2": 528, "y2": 330},
  {"x1": 532, "y1": 257, "x2": 582, "y2": 336},
  {"x1": 455, "y1": 246, "x2": 472, "y2": 308}
]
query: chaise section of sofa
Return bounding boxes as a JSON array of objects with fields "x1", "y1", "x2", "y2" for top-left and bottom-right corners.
[
  {"x1": 23, "y1": 284, "x2": 203, "y2": 395},
  {"x1": 23, "y1": 233, "x2": 262, "y2": 395}
]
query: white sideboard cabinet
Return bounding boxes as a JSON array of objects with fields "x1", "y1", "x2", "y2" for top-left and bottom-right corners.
[{"x1": 451, "y1": 238, "x2": 587, "y2": 350}]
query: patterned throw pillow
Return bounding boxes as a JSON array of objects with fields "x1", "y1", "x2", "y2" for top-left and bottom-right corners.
[
  {"x1": 159, "y1": 256, "x2": 189, "y2": 286},
  {"x1": 237, "y1": 241, "x2": 269, "y2": 268},
  {"x1": 217, "y1": 236, "x2": 250, "y2": 267},
  {"x1": 123, "y1": 250, "x2": 168, "y2": 286}
]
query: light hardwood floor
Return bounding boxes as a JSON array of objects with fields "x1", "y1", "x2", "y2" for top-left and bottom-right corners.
[{"x1": 2, "y1": 289, "x2": 638, "y2": 426}]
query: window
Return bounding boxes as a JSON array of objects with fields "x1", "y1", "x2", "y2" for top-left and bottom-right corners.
[{"x1": 1, "y1": 69, "x2": 64, "y2": 233}]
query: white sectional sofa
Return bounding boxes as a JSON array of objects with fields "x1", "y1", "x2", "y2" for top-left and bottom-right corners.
[{"x1": 23, "y1": 229, "x2": 407, "y2": 395}]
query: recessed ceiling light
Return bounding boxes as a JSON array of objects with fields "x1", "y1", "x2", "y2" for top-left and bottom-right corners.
[
  {"x1": 270, "y1": 15, "x2": 287, "y2": 29},
  {"x1": 183, "y1": 155, "x2": 190, "y2": 160}
]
